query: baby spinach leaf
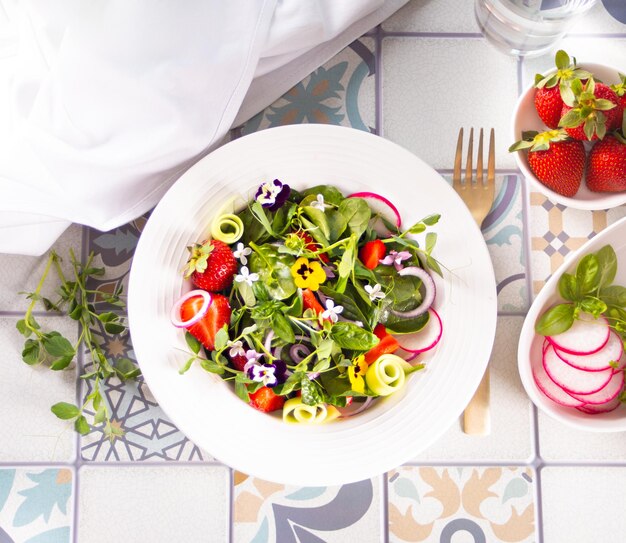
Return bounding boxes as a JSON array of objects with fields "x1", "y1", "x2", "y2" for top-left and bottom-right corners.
[
  {"x1": 249, "y1": 245, "x2": 296, "y2": 300},
  {"x1": 382, "y1": 303, "x2": 429, "y2": 334},
  {"x1": 330, "y1": 322, "x2": 378, "y2": 351},
  {"x1": 302, "y1": 185, "x2": 345, "y2": 206},
  {"x1": 338, "y1": 198, "x2": 371, "y2": 239},
  {"x1": 319, "y1": 286, "x2": 369, "y2": 326},
  {"x1": 271, "y1": 312, "x2": 296, "y2": 343}
]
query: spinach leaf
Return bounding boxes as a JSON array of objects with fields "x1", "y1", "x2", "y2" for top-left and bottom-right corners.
[
  {"x1": 249, "y1": 245, "x2": 296, "y2": 300},
  {"x1": 381, "y1": 302, "x2": 430, "y2": 334},
  {"x1": 338, "y1": 198, "x2": 371, "y2": 239},
  {"x1": 302, "y1": 185, "x2": 345, "y2": 206},
  {"x1": 330, "y1": 322, "x2": 378, "y2": 351},
  {"x1": 319, "y1": 285, "x2": 369, "y2": 327}
]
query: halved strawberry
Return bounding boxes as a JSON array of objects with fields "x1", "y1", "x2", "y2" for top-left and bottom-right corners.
[
  {"x1": 183, "y1": 239, "x2": 237, "y2": 292},
  {"x1": 180, "y1": 293, "x2": 231, "y2": 351},
  {"x1": 359, "y1": 240, "x2": 386, "y2": 270},
  {"x1": 249, "y1": 386, "x2": 285, "y2": 413}
]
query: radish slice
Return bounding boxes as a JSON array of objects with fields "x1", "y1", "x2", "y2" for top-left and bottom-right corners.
[
  {"x1": 391, "y1": 267, "x2": 436, "y2": 319},
  {"x1": 170, "y1": 290, "x2": 212, "y2": 328},
  {"x1": 543, "y1": 344, "x2": 613, "y2": 395},
  {"x1": 554, "y1": 330, "x2": 624, "y2": 372},
  {"x1": 347, "y1": 191, "x2": 402, "y2": 228},
  {"x1": 568, "y1": 370, "x2": 625, "y2": 405},
  {"x1": 577, "y1": 395, "x2": 623, "y2": 414},
  {"x1": 396, "y1": 308, "x2": 443, "y2": 354},
  {"x1": 532, "y1": 350, "x2": 585, "y2": 407},
  {"x1": 546, "y1": 312, "x2": 610, "y2": 355}
]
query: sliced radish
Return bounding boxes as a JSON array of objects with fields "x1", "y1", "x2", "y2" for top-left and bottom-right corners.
[
  {"x1": 391, "y1": 267, "x2": 436, "y2": 319},
  {"x1": 546, "y1": 312, "x2": 610, "y2": 355},
  {"x1": 170, "y1": 290, "x2": 212, "y2": 328},
  {"x1": 543, "y1": 344, "x2": 613, "y2": 395},
  {"x1": 577, "y1": 395, "x2": 623, "y2": 414},
  {"x1": 568, "y1": 369, "x2": 624, "y2": 405},
  {"x1": 396, "y1": 308, "x2": 442, "y2": 355},
  {"x1": 532, "y1": 350, "x2": 585, "y2": 407},
  {"x1": 348, "y1": 192, "x2": 402, "y2": 235},
  {"x1": 554, "y1": 330, "x2": 624, "y2": 372}
]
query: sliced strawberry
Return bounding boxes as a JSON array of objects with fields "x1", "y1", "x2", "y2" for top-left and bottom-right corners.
[
  {"x1": 359, "y1": 240, "x2": 386, "y2": 270},
  {"x1": 230, "y1": 353, "x2": 248, "y2": 372},
  {"x1": 364, "y1": 334, "x2": 399, "y2": 365},
  {"x1": 302, "y1": 288, "x2": 325, "y2": 314},
  {"x1": 249, "y1": 386, "x2": 285, "y2": 413},
  {"x1": 183, "y1": 239, "x2": 238, "y2": 292},
  {"x1": 180, "y1": 293, "x2": 231, "y2": 351}
]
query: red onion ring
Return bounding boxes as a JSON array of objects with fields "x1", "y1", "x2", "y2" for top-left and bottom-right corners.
[
  {"x1": 391, "y1": 267, "x2": 436, "y2": 319},
  {"x1": 290, "y1": 344, "x2": 311, "y2": 362},
  {"x1": 264, "y1": 330, "x2": 274, "y2": 353},
  {"x1": 337, "y1": 396, "x2": 374, "y2": 418},
  {"x1": 170, "y1": 290, "x2": 212, "y2": 328}
]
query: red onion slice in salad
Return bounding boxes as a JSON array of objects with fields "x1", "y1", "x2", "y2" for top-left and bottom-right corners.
[
  {"x1": 337, "y1": 396, "x2": 374, "y2": 418},
  {"x1": 170, "y1": 290, "x2": 212, "y2": 328},
  {"x1": 390, "y1": 266, "x2": 436, "y2": 319}
]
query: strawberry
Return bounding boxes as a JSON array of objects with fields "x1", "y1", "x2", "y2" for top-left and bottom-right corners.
[
  {"x1": 302, "y1": 288, "x2": 325, "y2": 314},
  {"x1": 373, "y1": 323, "x2": 388, "y2": 340},
  {"x1": 180, "y1": 293, "x2": 231, "y2": 351},
  {"x1": 560, "y1": 78, "x2": 623, "y2": 141},
  {"x1": 183, "y1": 239, "x2": 237, "y2": 292},
  {"x1": 533, "y1": 50, "x2": 591, "y2": 129},
  {"x1": 586, "y1": 134, "x2": 626, "y2": 193},
  {"x1": 359, "y1": 239, "x2": 386, "y2": 270},
  {"x1": 230, "y1": 353, "x2": 248, "y2": 372},
  {"x1": 610, "y1": 72, "x2": 626, "y2": 111},
  {"x1": 509, "y1": 130, "x2": 586, "y2": 197},
  {"x1": 249, "y1": 386, "x2": 285, "y2": 413}
]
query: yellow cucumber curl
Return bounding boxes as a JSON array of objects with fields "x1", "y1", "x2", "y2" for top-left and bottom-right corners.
[
  {"x1": 365, "y1": 354, "x2": 412, "y2": 396},
  {"x1": 282, "y1": 398, "x2": 340, "y2": 424},
  {"x1": 211, "y1": 213, "x2": 244, "y2": 244}
]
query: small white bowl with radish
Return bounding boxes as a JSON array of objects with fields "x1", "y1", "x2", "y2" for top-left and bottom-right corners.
[{"x1": 518, "y1": 216, "x2": 626, "y2": 431}]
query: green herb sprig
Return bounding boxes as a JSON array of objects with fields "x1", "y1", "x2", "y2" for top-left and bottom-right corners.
[{"x1": 17, "y1": 250, "x2": 139, "y2": 440}]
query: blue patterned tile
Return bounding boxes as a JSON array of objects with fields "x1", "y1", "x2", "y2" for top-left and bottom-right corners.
[
  {"x1": 240, "y1": 38, "x2": 376, "y2": 135},
  {"x1": 79, "y1": 320, "x2": 206, "y2": 462},
  {"x1": 0, "y1": 468, "x2": 73, "y2": 543},
  {"x1": 234, "y1": 474, "x2": 381, "y2": 543}
]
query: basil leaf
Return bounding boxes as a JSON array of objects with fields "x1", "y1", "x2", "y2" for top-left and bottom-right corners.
[
  {"x1": 271, "y1": 313, "x2": 295, "y2": 343},
  {"x1": 300, "y1": 375, "x2": 325, "y2": 406},
  {"x1": 579, "y1": 296, "x2": 607, "y2": 318},
  {"x1": 535, "y1": 303, "x2": 575, "y2": 336},
  {"x1": 595, "y1": 245, "x2": 617, "y2": 289},
  {"x1": 558, "y1": 273, "x2": 578, "y2": 302},
  {"x1": 330, "y1": 322, "x2": 378, "y2": 351},
  {"x1": 575, "y1": 254, "x2": 600, "y2": 295},
  {"x1": 600, "y1": 285, "x2": 626, "y2": 308}
]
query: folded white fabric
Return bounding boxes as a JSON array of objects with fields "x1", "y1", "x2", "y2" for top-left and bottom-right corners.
[{"x1": 0, "y1": 0, "x2": 406, "y2": 255}]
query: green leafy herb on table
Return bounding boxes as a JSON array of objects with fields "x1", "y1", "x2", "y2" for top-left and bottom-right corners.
[
  {"x1": 16, "y1": 249, "x2": 140, "y2": 440},
  {"x1": 535, "y1": 244, "x2": 626, "y2": 342}
]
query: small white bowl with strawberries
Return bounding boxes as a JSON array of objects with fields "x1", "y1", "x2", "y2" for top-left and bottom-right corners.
[{"x1": 510, "y1": 50, "x2": 626, "y2": 210}]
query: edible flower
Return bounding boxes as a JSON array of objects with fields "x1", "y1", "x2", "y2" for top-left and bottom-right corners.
[
  {"x1": 228, "y1": 340, "x2": 246, "y2": 358},
  {"x1": 348, "y1": 355, "x2": 368, "y2": 393},
  {"x1": 379, "y1": 250, "x2": 411, "y2": 271},
  {"x1": 255, "y1": 179, "x2": 291, "y2": 211},
  {"x1": 242, "y1": 349, "x2": 264, "y2": 372},
  {"x1": 233, "y1": 242, "x2": 252, "y2": 265},
  {"x1": 309, "y1": 194, "x2": 328, "y2": 212},
  {"x1": 250, "y1": 364, "x2": 278, "y2": 387},
  {"x1": 234, "y1": 266, "x2": 259, "y2": 287},
  {"x1": 321, "y1": 298, "x2": 344, "y2": 323},
  {"x1": 290, "y1": 257, "x2": 326, "y2": 290},
  {"x1": 364, "y1": 283, "x2": 386, "y2": 301}
]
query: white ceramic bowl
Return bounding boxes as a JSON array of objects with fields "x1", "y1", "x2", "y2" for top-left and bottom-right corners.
[
  {"x1": 518, "y1": 216, "x2": 626, "y2": 432},
  {"x1": 128, "y1": 124, "x2": 498, "y2": 485},
  {"x1": 511, "y1": 62, "x2": 626, "y2": 210}
]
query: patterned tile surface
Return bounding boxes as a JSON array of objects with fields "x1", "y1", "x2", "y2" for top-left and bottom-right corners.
[
  {"x1": 240, "y1": 38, "x2": 376, "y2": 135},
  {"x1": 414, "y1": 317, "x2": 533, "y2": 462},
  {"x1": 0, "y1": 318, "x2": 77, "y2": 462},
  {"x1": 382, "y1": 37, "x2": 519, "y2": 169},
  {"x1": 0, "y1": 468, "x2": 73, "y2": 543},
  {"x1": 234, "y1": 473, "x2": 381, "y2": 543},
  {"x1": 388, "y1": 466, "x2": 535, "y2": 543},
  {"x1": 542, "y1": 467, "x2": 626, "y2": 543},
  {"x1": 78, "y1": 466, "x2": 230, "y2": 543},
  {"x1": 383, "y1": 0, "x2": 479, "y2": 33}
]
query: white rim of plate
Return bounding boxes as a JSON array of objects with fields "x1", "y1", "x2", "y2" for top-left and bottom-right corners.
[
  {"x1": 128, "y1": 124, "x2": 498, "y2": 485},
  {"x1": 518, "y1": 216, "x2": 626, "y2": 432}
]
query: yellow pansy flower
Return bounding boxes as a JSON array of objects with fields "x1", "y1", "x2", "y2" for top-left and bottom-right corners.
[
  {"x1": 290, "y1": 257, "x2": 326, "y2": 291},
  {"x1": 348, "y1": 355, "x2": 368, "y2": 394}
]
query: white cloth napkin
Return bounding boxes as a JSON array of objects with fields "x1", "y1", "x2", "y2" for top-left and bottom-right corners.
[{"x1": 0, "y1": 0, "x2": 407, "y2": 255}]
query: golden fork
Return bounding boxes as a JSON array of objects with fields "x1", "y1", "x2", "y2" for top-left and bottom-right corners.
[{"x1": 453, "y1": 127, "x2": 496, "y2": 436}]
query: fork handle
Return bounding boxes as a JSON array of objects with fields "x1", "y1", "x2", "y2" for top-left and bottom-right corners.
[{"x1": 463, "y1": 369, "x2": 490, "y2": 435}]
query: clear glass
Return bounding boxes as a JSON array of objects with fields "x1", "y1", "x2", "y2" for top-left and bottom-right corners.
[{"x1": 475, "y1": 0, "x2": 598, "y2": 57}]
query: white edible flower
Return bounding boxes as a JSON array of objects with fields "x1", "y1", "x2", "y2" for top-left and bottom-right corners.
[
  {"x1": 234, "y1": 266, "x2": 259, "y2": 287},
  {"x1": 233, "y1": 242, "x2": 252, "y2": 265},
  {"x1": 379, "y1": 250, "x2": 411, "y2": 271},
  {"x1": 250, "y1": 364, "x2": 277, "y2": 387},
  {"x1": 364, "y1": 283, "x2": 386, "y2": 301},
  {"x1": 310, "y1": 194, "x2": 328, "y2": 212},
  {"x1": 321, "y1": 298, "x2": 344, "y2": 323},
  {"x1": 228, "y1": 340, "x2": 245, "y2": 358}
]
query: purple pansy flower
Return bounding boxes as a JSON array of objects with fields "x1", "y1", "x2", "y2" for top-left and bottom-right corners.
[
  {"x1": 255, "y1": 179, "x2": 291, "y2": 211},
  {"x1": 379, "y1": 250, "x2": 411, "y2": 271},
  {"x1": 248, "y1": 360, "x2": 287, "y2": 388}
]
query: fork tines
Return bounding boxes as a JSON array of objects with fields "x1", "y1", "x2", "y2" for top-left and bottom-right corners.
[{"x1": 453, "y1": 127, "x2": 495, "y2": 188}]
